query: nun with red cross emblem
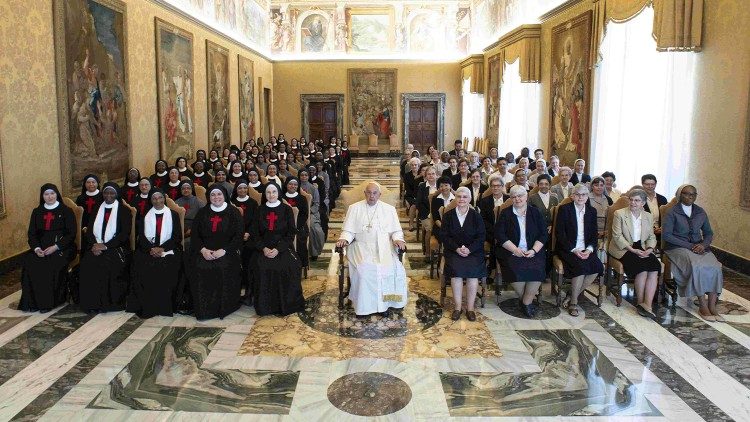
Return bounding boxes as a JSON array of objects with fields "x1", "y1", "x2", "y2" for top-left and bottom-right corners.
[
  {"x1": 188, "y1": 183, "x2": 244, "y2": 320},
  {"x1": 75, "y1": 174, "x2": 103, "y2": 237},
  {"x1": 19, "y1": 183, "x2": 77, "y2": 312},
  {"x1": 252, "y1": 182, "x2": 304, "y2": 316}
]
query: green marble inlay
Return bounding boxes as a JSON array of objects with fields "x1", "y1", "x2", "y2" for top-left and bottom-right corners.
[
  {"x1": 88, "y1": 327, "x2": 299, "y2": 413},
  {"x1": 440, "y1": 329, "x2": 661, "y2": 417}
]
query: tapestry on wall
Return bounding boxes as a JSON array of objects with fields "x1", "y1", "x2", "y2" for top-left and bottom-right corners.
[
  {"x1": 348, "y1": 68, "x2": 397, "y2": 141},
  {"x1": 549, "y1": 10, "x2": 593, "y2": 167},
  {"x1": 238, "y1": 55, "x2": 256, "y2": 144},
  {"x1": 53, "y1": 0, "x2": 131, "y2": 194},
  {"x1": 206, "y1": 40, "x2": 230, "y2": 151},
  {"x1": 155, "y1": 18, "x2": 195, "y2": 162},
  {"x1": 486, "y1": 55, "x2": 501, "y2": 144}
]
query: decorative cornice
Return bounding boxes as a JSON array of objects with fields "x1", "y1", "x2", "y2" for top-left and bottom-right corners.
[
  {"x1": 459, "y1": 54, "x2": 484, "y2": 69},
  {"x1": 483, "y1": 24, "x2": 541, "y2": 53},
  {"x1": 539, "y1": 0, "x2": 588, "y2": 23}
]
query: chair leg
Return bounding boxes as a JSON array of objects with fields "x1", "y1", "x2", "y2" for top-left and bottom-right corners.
[
  {"x1": 480, "y1": 278, "x2": 486, "y2": 308},
  {"x1": 556, "y1": 271, "x2": 563, "y2": 307},
  {"x1": 430, "y1": 251, "x2": 435, "y2": 279},
  {"x1": 597, "y1": 275, "x2": 603, "y2": 307},
  {"x1": 440, "y1": 273, "x2": 446, "y2": 307}
]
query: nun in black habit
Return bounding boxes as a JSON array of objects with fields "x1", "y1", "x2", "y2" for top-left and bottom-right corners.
[
  {"x1": 78, "y1": 182, "x2": 132, "y2": 313},
  {"x1": 231, "y1": 180, "x2": 260, "y2": 305},
  {"x1": 188, "y1": 184, "x2": 244, "y2": 320},
  {"x1": 121, "y1": 167, "x2": 141, "y2": 204},
  {"x1": 127, "y1": 188, "x2": 183, "y2": 318},
  {"x1": 75, "y1": 174, "x2": 103, "y2": 233},
  {"x1": 19, "y1": 184, "x2": 77, "y2": 312},
  {"x1": 283, "y1": 177, "x2": 310, "y2": 268},
  {"x1": 253, "y1": 183, "x2": 304, "y2": 316}
]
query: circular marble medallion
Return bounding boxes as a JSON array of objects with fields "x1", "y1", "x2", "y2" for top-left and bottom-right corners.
[
  {"x1": 498, "y1": 297, "x2": 562, "y2": 320},
  {"x1": 692, "y1": 299, "x2": 747, "y2": 315},
  {"x1": 327, "y1": 372, "x2": 412, "y2": 416},
  {"x1": 299, "y1": 290, "x2": 442, "y2": 339}
]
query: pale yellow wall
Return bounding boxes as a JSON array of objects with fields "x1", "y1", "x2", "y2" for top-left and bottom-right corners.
[
  {"x1": 0, "y1": 0, "x2": 273, "y2": 260},
  {"x1": 687, "y1": 0, "x2": 750, "y2": 259},
  {"x1": 272, "y1": 61, "x2": 462, "y2": 149}
]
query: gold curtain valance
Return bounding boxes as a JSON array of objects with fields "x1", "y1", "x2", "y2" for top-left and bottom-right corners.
[
  {"x1": 488, "y1": 24, "x2": 541, "y2": 83},
  {"x1": 591, "y1": 0, "x2": 703, "y2": 65},
  {"x1": 460, "y1": 54, "x2": 485, "y2": 94}
]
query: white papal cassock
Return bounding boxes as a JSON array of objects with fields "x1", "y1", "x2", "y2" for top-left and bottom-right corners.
[{"x1": 339, "y1": 199, "x2": 407, "y2": 315}]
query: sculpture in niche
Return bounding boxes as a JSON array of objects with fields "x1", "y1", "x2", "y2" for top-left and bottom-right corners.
[
  {"x1": 155, "y1": 18, "x2": 195, "y2": 162},
  {"x1": 53, "y1": 0, "x2": 131, "y2": 194},
  {"x1": 238, "y1": 56, "x2": 256, "y2": 144},
  {"x1": 206, "y1": 41, "x2": 230, "y2": 151},
  {"x1": 549, "y1": 11, "x2": 593, "y2": 167},
  {"x1": 348, "y1": 68, "x2": 397, "y2": 140},
  {"x1": 301, "y1": 14, "x2": 328, "y2": 52}
]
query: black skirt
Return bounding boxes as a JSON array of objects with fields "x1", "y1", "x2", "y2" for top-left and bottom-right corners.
[
  {"x1": 498, "y1": 250, "x2": 547, "y2": 283},
  {"x1": 444, "y1": 250, "x2": 487, "y2": 279},
  {"x1": 127, "y1": 250, "x2": 182, "y2": 318},
  {"x1": 619, "y1": 242, "x2": 661, "y2": 278},
  {"x1": 557, "y1": 249, "x2": 603, "y2": 278},
  {"x1": 254, "y1": 249, "x2": 304, "y2": 316}
]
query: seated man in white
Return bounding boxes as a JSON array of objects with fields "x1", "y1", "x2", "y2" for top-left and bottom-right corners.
[{"x1": 336, "y1": 181, "x2": 408, "y2": 316}]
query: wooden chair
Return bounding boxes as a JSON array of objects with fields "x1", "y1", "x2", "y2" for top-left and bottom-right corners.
[
  {"x1": 62, "y1": 197, "x2": 83, "y2": 269},
  {"x1": 438, "y1": 202, "x2": 488, "y2": 309},
  {"x1": 551, "y1": 175, "x2": 561, "y2": 186},
  {"x1": 120, "y1": 200, "x2": 137, "y2": 251},
  {"x1": 429, "y1": 197, "x2": 454, "y2": 278},
  {"x1": 481, "y1": 188, "x2": 495, "y2": 200},
  {"x1": 550, "y1": 198, "x2": 605, "y2": 307},
  {"x1": 165, "y1": 197, "x2": 187, "y2": 248},
  {"x1": 247, "y1": 186, "x2": 262, "y2": 205},
  {"x1": 529, "y1": 186, "x2": 539, "y2": 196},
  {"x1": 488, "y1": 199, "x2": 513, "y2": 304},
  {"x1": 421, "y1": 191, "x2": 438, "y2": 256},
  {"x1": 194, "y1": 185, "x2": 207, "y2": 201},
  {"x1": 232, "y1": 203, "x2": 244, "y2": 217}
]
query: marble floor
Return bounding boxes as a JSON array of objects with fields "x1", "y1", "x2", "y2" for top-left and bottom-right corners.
[{"x1": 0, "y1": 157, "x2": 749, "y2": 421}]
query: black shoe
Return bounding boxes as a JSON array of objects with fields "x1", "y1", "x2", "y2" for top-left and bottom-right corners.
[
  {"x1": 522, "y1": 304, "x2": 533, "y2": 318},
  {"x1": 466, "y1": 311, "x2": 477, "y2": 321},
  {"x1": 311, "y1": 256, "x2": 318, "y2": 261},
  {"x1": 528, "y1": 304, "x2": 538, "y2": 318},
  {"x1": 451, "y1": 310, "x2": 462, "y2": 321},
  {"x1": 39, "y1": 308, "x2": 51, "y2": 313}
]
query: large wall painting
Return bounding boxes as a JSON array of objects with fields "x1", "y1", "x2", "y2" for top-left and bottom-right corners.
[
  {"x1": 300, "y1": 13, "x2": 329, "y2": 52},
  {"x1": 347, "y1": 10, "x2": 391, "y2": 53},
  {"x1": 549, "y1": 10, "x2": 593, "y2": 167},
  {"x1": 155, "y1": 18, "x2": 195, "y2": 162},
  {"x1": 206, "y1": 40, "x2": 230, "y2": 150},
  {"x1": 348, "y1": 68, "x2": 397, "y2": 140},
  {"x1": 486, "y1": 55, "x2": 501, "y2": 144},
  {"x1": 238, "y1": 55, "x2": 256, "y2": 144},
  {"x1": 53, "y1": 0, "x2": 131, "y2": 194}
]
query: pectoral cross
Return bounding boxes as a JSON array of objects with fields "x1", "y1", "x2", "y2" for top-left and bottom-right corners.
[
  {"x1": 266, "y1": 212, "x2": 278, "y2": 231},
  {"x1": 210, "y1": 215, "x2": 222, "y2": 232},
  {"x1": 137, "y1": 200, "x2": 147, "y2": 215},
  {"x1": 125, "y1": 189, "x2": 135, "y2": 202},
  {"x1": 43, "y1": 211, "x2": 55, "y2": 230},
  {"x1": 85, "y1": 197, "x2": 96, "y2": 213}
]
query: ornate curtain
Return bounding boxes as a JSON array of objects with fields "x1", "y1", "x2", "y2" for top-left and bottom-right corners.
[
  {"x1": 461, "y1": 55, "x2": 485, "y2": 94},
  {"x1": 591, "y1": 0, "x2": 704, "y2": 65}
]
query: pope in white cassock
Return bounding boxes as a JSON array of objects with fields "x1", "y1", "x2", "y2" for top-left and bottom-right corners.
[{"x1": 336, "y1": 182, "x2": 408, "y2": 316}]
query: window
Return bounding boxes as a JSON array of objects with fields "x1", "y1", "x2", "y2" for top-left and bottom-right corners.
[
  {"x1": 591, "y1": 6, "x2": 696, "y2": 195},
  {"x1": 461, "y1": 78, "x2": 485, "y2": 151},
  {"x1": 497, "y1": 59, "x2": 541, "y2": 156}
]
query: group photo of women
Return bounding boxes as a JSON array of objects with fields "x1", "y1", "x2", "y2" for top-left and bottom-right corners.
[{"x1": 19, "y1": 136, "x2": 350, "y2": 320}]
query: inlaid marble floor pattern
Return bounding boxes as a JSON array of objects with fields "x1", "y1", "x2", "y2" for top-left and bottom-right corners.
[{"x1": 0, "y1": 157, "x2": 749, "y2": 421}]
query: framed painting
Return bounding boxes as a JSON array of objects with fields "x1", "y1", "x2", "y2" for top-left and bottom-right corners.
[
  {"x1": 347, "y1": 9, "x2": 393, "y2": 53},
  {"x1": 238, "y1": 55, "x2": 255, "y2": 144},
  {"x1": 206, "y1": 40, "x2": 230, "y2": 150},
  {"x1": 53, "y1": 0, "x2": 131, "y2": 194},
  {"x1": 549, "y1": 10, "x2": 593, "y2": 168},
  {"x1": 155, "y1": 18, "x2": 195, "y2": 162},
  {"x1": 486, "y1": 54, "x2": 501, "y2": 145},
  {"x1": 348, "y1": 68, "x2": 397, "y2": 140}
]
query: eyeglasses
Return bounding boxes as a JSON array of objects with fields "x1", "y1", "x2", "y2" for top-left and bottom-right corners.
[{"x1": 573, "y1": 193, "x2": 589, "y2": 197}]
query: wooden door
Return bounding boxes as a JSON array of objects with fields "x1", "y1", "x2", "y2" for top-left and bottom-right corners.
[
  {"x1": 408, "y1": 101, "x2": 438, "y2": 153},
  {"x1": 262, "y1": 88, "x2": 272, "y2": 140},
  {"x1": 307, "y1": 102, "x2": 337, "y2": 142}
]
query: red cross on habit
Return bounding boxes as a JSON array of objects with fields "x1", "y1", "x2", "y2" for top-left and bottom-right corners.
[
  {"x1": 154, "y1": 178, "x2": 163, "y2": 187},
  {"x1": 85, "y1": 197, "x2": 96, "y2": 213},
  {"x1": 43, "y1": 211, "x2": 55, "y2": 230},
  {"x1": 266, "y1": 212, "x2": 278, "y2": 231},
  {"x1": 126, "y1": 189, "x2": 135, "y2": 202},
  {"x1": 169, "y1": 188, "x2": 178, "y2": 199},
  {"x1": 137, "y1": 200, "x2": 147, "y2": 215},
  {"x1": 210, "y1": 215, "x2": 222, "y2": 232},
  {"x1": 194, "y1": 178, "x2": 202, "y2": 186}
]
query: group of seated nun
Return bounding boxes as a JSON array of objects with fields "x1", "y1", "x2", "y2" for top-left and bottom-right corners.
[
  {"x1": 400, "y1": 141, "x2": 724, "y2": 321},
  {"x1": 19, "y1": 136, "x2": 353, "y2": 320}
]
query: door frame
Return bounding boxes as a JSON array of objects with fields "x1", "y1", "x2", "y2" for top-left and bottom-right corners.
[
  {"x1": 401, "y1": 93, "x2": 446, "y2": 152},
  {"x1": 300, "y1": 94, "x2": 344, "y2": 141}
]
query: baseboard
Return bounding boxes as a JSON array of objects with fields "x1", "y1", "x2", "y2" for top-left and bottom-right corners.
[
  {"x1": 712, "y1": 247, "x2": 750, "y2": 276},
  {"x1": 0, "y1": 251, "x2": 25, "y2": 275}
]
